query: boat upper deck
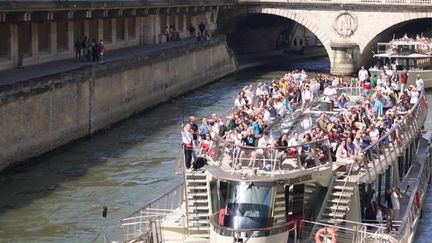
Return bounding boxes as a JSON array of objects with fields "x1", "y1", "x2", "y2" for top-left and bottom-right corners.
[{"x1": 177, "y1": 71, "x2": 428, "y2": 186}]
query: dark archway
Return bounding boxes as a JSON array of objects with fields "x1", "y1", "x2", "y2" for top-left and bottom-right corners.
[{"x1": 216, "y1": 10, "x2": 330, "y2": 68}]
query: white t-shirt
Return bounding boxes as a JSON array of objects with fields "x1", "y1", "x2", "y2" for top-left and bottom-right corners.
[
  {"x1": 410, "y1": 91, "x2": 419, "y2": 104},
  {"x1": 323, "y1": 87, "x2": 337, "y2": 101},
  {"x1": 303, "y1": 90, "x2": 313, "y2": 100},
  {"x1": 391, "y1": 191, "x2": 401, "y2": 210},
  {"x1": 359, "y1": 69, "x2": 369, "y2": 81},
  {"x1": 234, "y1": 97, "x2": 246, "y2": 107},
  {"x1": 258, "y1": 136, "x2": 272, "y2": 148}
]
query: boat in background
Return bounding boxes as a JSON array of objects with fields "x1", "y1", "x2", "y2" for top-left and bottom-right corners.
[{"x1": 369, "y1": 35, "x2": 432, "y2": 89}]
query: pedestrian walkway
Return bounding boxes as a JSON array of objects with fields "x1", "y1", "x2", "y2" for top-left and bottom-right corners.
[{"x1": 0, "y1": 38, "x2": 197, "y2": 87}]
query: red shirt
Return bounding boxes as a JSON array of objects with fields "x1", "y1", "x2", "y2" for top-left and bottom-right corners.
[{"x1": 400, "y1": 72, "x2": 408, "y2": 84}]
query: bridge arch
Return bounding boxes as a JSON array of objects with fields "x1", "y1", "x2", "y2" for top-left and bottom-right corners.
[{"x1": 219, "y1": 7, "x2": 333, "y2": 64}]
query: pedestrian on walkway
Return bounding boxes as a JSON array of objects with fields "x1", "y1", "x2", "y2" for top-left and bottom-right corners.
[
  {"x1": 199, "y1": 22, "x2": 206, "y2": 36},
  {"x1": 82, "y1": 36, "x2": 88, "y2": 62},
  {"x1": 92, "y1": 39, "x2": 99, "y2": 62},
  {"x1": 163, "y1": 26, "x2": 170, "y2": 42},
  {"x1": 98, "y1": 40, "x2": 105, "y2": 63},
  {"x1": 74, "y1": 38, "x2": 82, "y2": 61},
  {"x1": 188, "y1": 24, "x2": 196, "y2": 37},
  {"x1": 85, "y1": 38, "x2": 92, "y2": 62}
]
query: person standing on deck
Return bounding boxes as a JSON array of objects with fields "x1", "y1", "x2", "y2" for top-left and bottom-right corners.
[
  {"x1": 181, "y1": 123, "x2": 194, "y2": 170},
  {"x1": 400, "y1": 69, "x2": 408, "y2": 95},
  {"x1": 391, "y1": 187, "x2": 402, "y2": 220},
  {"x1": 188, "y1": 116, "x2": 199, "y2": 161},
  {"x1": 416, "y1": 74, "x2": 424, "y2": 93},
  {"x1": 358, "y1": 66, "x2": 369, "y2": 82},
  {"x1": 301, "y1": 85, "x2": 313, "y2": 109}
]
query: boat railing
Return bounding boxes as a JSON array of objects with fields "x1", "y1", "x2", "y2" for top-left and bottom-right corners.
[
  {"x1": 390, "y1": 137, "x2": 431, "y2": 242},
  {"x1": 120, "y1": 182, "x2": 185, "y2": 242},
  {"x1": 209, "y1": 138, "x2": 334, "y2": 176},
  {"x1": 329, "y1": 90, "x2": 427, "y2": 235},
  {"x1": 360, "y1": 90, "x2": 426, "y2": 182},
  {"x1": 301, "y1": 219, "x2": 393, "y2": 243},
  {"x1": 209, "y1": 213, "x2": 298, "y2": 240}
]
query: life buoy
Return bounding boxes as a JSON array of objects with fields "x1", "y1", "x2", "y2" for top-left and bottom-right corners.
[{"x1": 315, "y1": 226, "x2": 336, "y2": 243}]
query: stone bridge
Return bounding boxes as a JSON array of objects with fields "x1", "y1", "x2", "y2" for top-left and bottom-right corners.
[
  {"x1": 2, "y1": 0, "x2": 432, "y2": 74},
  {"x1": 233, "y1": 0, "x2": 432, "y2": 74}
]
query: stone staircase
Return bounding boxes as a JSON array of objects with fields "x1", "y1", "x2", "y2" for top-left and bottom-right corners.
[
  {"x1": 185, "y1": 171, "x2": 210, "y2": 238},
  {"x1": 320, "y1": 179, "x2": 355, "y2": 226}
]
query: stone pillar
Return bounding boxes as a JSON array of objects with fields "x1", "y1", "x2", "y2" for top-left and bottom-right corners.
[
  {"x1": 31, "y1": 23, "x2": 39, "y2": 61},
  {"x1": 10, "y1": 24, "x2": 18, "y2": 65},
  {"x1": 183, "y1": 14, "x2": 187, "y2": 33},
  {"x1": 154, "y1": 15, "x2": 161, "y2": 44},
  {"x1": 111, "y1": 18, "x2": 117, "y2": 45},
  {"x1": 98, "y1": 19, "x2": 103, "y2": 41},
  {"x1": 330, "y1": 42, "x2": 359, "y2": 75},
  {"x1": 50, "y1": 22, "x2": 57, "y2": 55},
  {"x1": 68, "y1": 21, "x2": 74, "y2": 52},
  {"x1": 84, "y1": 19, "x2": 90, "y2": 37},
  {"x1": 135, "y1": 16, "x2": 141, "y2": 43},
  {"x1": 175, "y1": 14, "x2": 179, "y2": 32},
  {"x1": 124, "y1": 18, "x2": 129, "y2": 42},
  {"x1": 142, "y1": 15, "x2": 155, "y2": 45}
]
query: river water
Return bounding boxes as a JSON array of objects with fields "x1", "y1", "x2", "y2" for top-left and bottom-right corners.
[{"x1": 0, "y1": 58, "x2": 431, "y2": 243}]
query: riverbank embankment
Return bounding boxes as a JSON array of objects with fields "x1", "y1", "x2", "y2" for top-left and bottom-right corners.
[{"x1": 0, "y1": 37, "x2": 237, "y2": 172}]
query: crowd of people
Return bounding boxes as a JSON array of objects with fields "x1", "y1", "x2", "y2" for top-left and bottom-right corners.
[
  {"x1": 188, "y1": 22, "x2": 211, "y2": 42},
  {"x1": 389, "y1": 33, "x2": 432, "y2": 54},
  {"x1": 74, "y1": 37, "x2": 105, "y2": 63},
  {"x1": 182, "y1": 65, "x2": 423, "y2": 174}
]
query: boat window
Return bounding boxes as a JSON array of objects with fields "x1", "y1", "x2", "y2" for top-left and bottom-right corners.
[{"x1": 218, "y1": 182, "x2": 275, "y2": 229}]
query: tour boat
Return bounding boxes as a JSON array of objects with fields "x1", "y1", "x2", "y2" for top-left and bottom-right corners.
[
  {"x1": 369, "y1": 36, "x2": 432, "y2": 89},
  {"x1": 120, "y1": 87, "x2": 430, "y2": 243}
]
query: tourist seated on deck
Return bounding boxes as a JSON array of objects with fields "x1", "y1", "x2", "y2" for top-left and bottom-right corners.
[
  {"x1": 336, "y1": 140, "x2": 359, "y2": 172},
  {"x1": 249, "y1": 132, "x2": 273, "y2": 169},
  {"x1": 199, "y1": 133, "x2": 215, "y2": 158}
]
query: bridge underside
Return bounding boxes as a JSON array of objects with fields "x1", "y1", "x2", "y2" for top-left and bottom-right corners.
[{"x1": 221, "y1": 3, "x2": 432, "y2": 75}]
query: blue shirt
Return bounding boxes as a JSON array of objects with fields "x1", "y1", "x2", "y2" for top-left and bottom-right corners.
[{"x1": 198, "y1": 123, "x2": 209, "y2": 138}]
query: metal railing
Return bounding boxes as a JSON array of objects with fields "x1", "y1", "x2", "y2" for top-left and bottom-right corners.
[
  {"x1": 360, "y1": 90, "x2": 427, "y2": 183},
  {"x1": 326, "y1": 90, "x2": 427, "y2": 241},
  {"x1": 212, "y1": 138, "x2": 333, "y2": 176},
  {"x1": 301, "y1": 219, "x2": 393, "y2": 243},
  {"x1": 209, "y1": 214, "x2": 298, "y2": 240},
  {"x1": 120, "y1": 182, "x2": 185, "y2": 242},
  {"x1": 391, "y1": 139, "x2": 431, "y2": 242},
  {"x1": 237, "y1": 0, "x2": 432, "y2": 6}
]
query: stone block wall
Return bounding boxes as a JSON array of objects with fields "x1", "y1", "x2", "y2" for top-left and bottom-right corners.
[{"x1": 0, "y1": 38, "x2": 237, "y2": 171}]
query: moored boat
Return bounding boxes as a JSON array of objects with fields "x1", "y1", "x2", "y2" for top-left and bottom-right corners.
[{"x1": 369, "y1": 34, "x2": 432, "y2": 89}]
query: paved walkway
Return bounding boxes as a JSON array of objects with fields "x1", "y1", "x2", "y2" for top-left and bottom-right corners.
[{"x1": 0, "y1": 38, "x2": 197, "y2": 87}]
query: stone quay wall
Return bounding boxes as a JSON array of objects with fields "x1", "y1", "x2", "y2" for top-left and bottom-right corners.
[{"x1": 0, "y1": 37, "x2": 237, "y2": 172}]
